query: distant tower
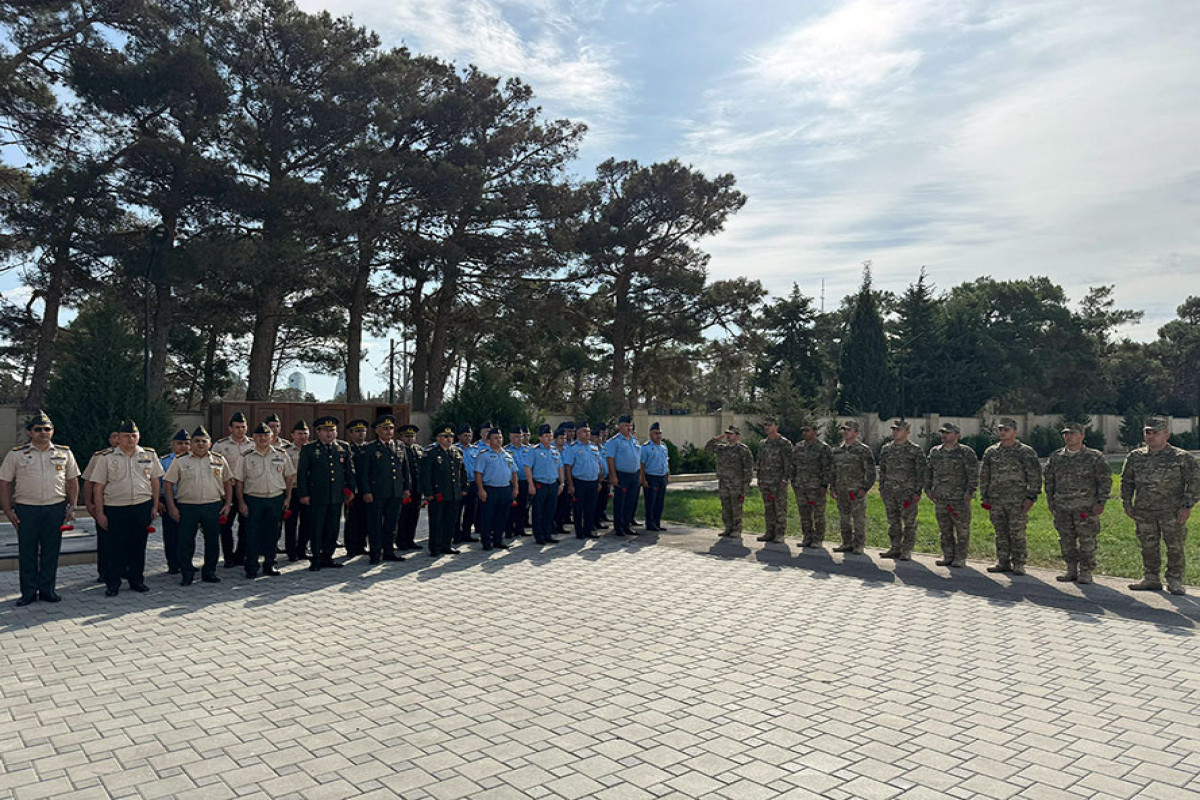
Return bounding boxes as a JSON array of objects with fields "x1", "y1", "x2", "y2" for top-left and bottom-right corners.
[
  {"x1": 287, "y1": 371, "x2": 306, "y2": 393},
  {"x1": 334, "y1": 372, "x2": 346, "y2": 398}
]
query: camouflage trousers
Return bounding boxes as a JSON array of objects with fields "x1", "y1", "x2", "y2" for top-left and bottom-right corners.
[
  {"x1": 881, "y1": 490, "x2": 919, "y2": 554},
  {"x1": 1052, "y1": 508, "x2": 1099, "y2": 572},
  {"x1": 760, "y1": 479, "x2": 789, "y2": 541},
  {"x1": 718, "y1": 486, "x2": 745, "y2": 535},
  {"x1": 933, "y1": 499, "x2": 971, "y2": 560},
  {"x1": 988, "y1": 501, "x2": 1029, "y2": 568},
  {"x1": 793, "y1": 486, "x2": 826, "y2": 543},
  {"x1": 835, "y1": 490, "x2": 867, "y2": 549},
  {"x1": 1133, "y1": 512, "x2": 1188, "y2": 583}
]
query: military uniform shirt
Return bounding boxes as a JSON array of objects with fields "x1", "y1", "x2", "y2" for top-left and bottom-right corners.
[
  {"x1": 980, "y1": 442, "x2": 1042, "y2": 503},
  {"x1": 81, "y1": 450, "x2": 106, "y2": 483},
  {"x1": 528, "y1": 443, "x2": 562, "y2": 482},
  {"x1": 476, "y1": 448, "x2": 518, "y2": 486},
  {"x1": 0, "y1": 443, "x2": 80, "y2": 505},
  {"x1": 877, "y1": 440, "x2": 928, "y2": 495},
  {"x1": 457, "y1": 443, "x2": 477, "y2": 478},
  {"x1": 791, "y1": 440, "x2": 833, "y2": 489},
  {"x1": 925, "y1": 444, "x2": 979, "y2": 500},
  {"x1": 564, "y1": 441, "x2": 603, "y2": 481},
  {"x1": 1121, "y1": 445, "x2": 1200, "y2": 512},
  {"x1": 640, "y1": 440, "x2": 669, "y2": 476},
  {"x1": 165, "y1": 452, "x2": 230, "y2": 504},
  {"x1": 233, "y1": 446, "x2": 294, "y2": 497},
  {"x1": 757, "y1": 436, "x2": 794, "y2": 481},
  {"x1": 604, "y1": 434, "x2": 642, "y2": 472},
  {"x1": 97, "y1": 447, "x2": 164, "y2": 506},
  {"x1": 211, "y1": 435, "x2": 252, "y2": 474},
  {"x1": 1045, "y1": 446, "x2": 1111, "y2": 511},
  {"x1": 505, "y1": 444, "x2": 529, "y2": 475},
  {"x1": 830, "y1": 441, "x2": 876, "y2": 492}
]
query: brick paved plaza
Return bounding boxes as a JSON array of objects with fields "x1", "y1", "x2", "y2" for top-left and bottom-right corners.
[{"x1": 3, "y1": 522, "x2": 1200, "y2": 800}]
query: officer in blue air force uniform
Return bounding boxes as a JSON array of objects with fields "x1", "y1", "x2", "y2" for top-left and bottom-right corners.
[
  {"x1": 526, "y1": 424, "x2": 563, "y2": 545},
  {"x1": 0, "y1": 411, "x2": 80, "y2": 606},
  {"x1": 640, "y1": 421, "x2": 670, "y2": 531},
  {"x1": 605, "y1": 414, "x2": 642, "y2": 536},
  {"x1": 506, "y1": 425, "x2": 531, "y2": 538},
  {"x1": 564, "y1": 421, "x2": 604, "y2": 540},
  {"x1": 474, "y1": 428, "x2": 518, "y2": 551}
]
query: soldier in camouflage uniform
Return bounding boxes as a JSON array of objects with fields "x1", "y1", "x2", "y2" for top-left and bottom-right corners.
[
  {"x1": 1045, "y1": 423, "x2": 1111, "y2": 585},
  {"x1": 706, "y1": 426, "x2": 754, "y2": 537},
  {"x1": 979, "y1": 418, "x2": 1043, "y2": 576},
  {"x1": 877, "y1": 419, "x2": 927, "y2": 560},
  {"x1": 924, "y1": 421, "x2": 977, "y2": 568},
  {"x1": 792, "y1": 422, "x2": 832, "y2": 547},
  {"x1": 830, "y1": 420, "x2": 875, "y2": 554},
  {"x1": 756, "y1": 417, "x2": 793, "y2": 543},
  {"x1": 1121, "y1": 417, "x2": 1199, "y2": 595}
]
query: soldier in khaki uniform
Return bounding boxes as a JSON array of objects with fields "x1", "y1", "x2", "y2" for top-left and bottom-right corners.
[
  {"x1": 212, "y1": 411, "x2": 252, "y2": 567},
  {"x1": 924, "y1": 421, "x2": 977, "y2": 568},
  {"x1": 164, "y1": 426, "x2": 233, "y2": 585},
  {"x1": 1122, "y1": 418, "x2": 1199, "y2": 595},
  {"x1": 791, "y1": 423, "x2": 832, "y2": 548},
  {"x1": 92, "y1": 420, "x2": 164, "y2": 596},
  {"x1": 756, "y1": 417, "x2": 793, "y2": 543},
  {"x1": 1045, "y1": 423, "x2": 1111, "y2": 584},
  {"x1": 877, "y1": 420, "x2": 927, "y2": 560},
  {"x1": 234, "y1": 422, "x2": 295, "y2": 579},
  {"x1": 283, "y1": 420, "x2": 309, "y2": 560},
  {"x1": 830, "y1": 421, "x2": 875, "y2": 554},
  {"x1": 82, "y1": 431, "x2": 118, "y2": 583},
  {"x1": 706, "y1": 425, "x2": 754, "y2": 537},
  {"x1": 979, "y1": 418, "x2": 1042, "y2": 576},
  {"x1": 0, "y1": 411, "x2": 80, "y2": 605}
]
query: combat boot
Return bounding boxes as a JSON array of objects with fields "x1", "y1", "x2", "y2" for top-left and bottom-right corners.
[
  {"x1": 897, "y1": 552, "x2": 912, "y2": 561},
  {"x1": 1167, "y1": 579, "x2": 1186, "y2": 596},
  {"x1": 935, "y1": 555, "x2": 953, "y2": 566},
  {"x1": 832, "y1": 543, "x2": 853, "y2": 552},
  {"x1": 879, "y1": 549, "x2": 900, "y2": 559},
  {"x1": 986, "y1": 562, "x2": 1012, "y2": 573},
  {"x1": 1055, "y1": 564, "x2": 1078, "y2": 582},
  {"x1": 949, "y1": 558, "x2": 965, "y2": 568},
  {"x1": 1128, "y1": 577, "x2": 1163, "y2": 591},
  {"x1": 1010, "y1": 564, "x2": 1026, "y2": 576},
  {"x1": 1076, "y1": 570, "x2": 1092, "y2": 585}
]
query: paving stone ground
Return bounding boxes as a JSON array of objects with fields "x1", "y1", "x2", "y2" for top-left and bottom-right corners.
[{"x1": 3, "y1": 517, "x2": 1200, "y2": 800}]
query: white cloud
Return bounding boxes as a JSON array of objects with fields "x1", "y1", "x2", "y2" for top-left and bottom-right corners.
[{"x1": 680, "y1": 0, "x2": 1200, "y2": 341}]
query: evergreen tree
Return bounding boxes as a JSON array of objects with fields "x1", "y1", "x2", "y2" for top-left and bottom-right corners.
[
  {"x1": 890, "y1": 268, "x2": 943, "y2": 417},
  {"x1": 837, "y1": 264, "x2": 894, "y2": 416}
]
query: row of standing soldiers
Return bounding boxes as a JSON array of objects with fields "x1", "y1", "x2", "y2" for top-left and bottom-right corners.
[{"x1": 707, "y1": 416, "x2": 1198, "y2": 595}]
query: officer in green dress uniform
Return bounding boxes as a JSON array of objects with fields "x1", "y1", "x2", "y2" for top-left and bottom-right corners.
[
  {"x1": 296, "y1": 416, "x2": 356, "y2": 571},
  {"x1": 361, "y1": 414, "x2": 408, "y2": 564},
  {"x1": 395, "y1": 424, "x2": 424, "y2": 551},
  {"x1": 343, "y1": 418, "x2": 371, "y2": 557},
  {"x1": 422, "y1": 425, "x2": 468, "y2": 557}
]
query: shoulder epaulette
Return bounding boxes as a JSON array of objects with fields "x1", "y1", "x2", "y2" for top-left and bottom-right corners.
[
  {"x1": 143, "y1": 448, "x2": 157, "y2": 455},
  {"x1": 93, "y1": 447, "x2": 113, "y2": 456},
  {"x1": 217, "y1": 436, "x2": 231, "y2": 443},
  {"x1": 12, "y1": 444, "x2": 29, "y2": 451},
  {"x1": 240, "y1": 447, "x2": 255, "y2": 456},
  {"x1": 53, "y1": 443, "x2": 70, "y2": 450}
]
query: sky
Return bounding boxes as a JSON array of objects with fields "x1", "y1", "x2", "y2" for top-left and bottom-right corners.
[{"x1": 8, "y1": 0, "x2": 1199, "y2": 401}]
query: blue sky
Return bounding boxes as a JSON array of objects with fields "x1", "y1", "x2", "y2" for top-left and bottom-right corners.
[{"x1": 8, "y1": 1, "x2": 1199, "y2": 401}]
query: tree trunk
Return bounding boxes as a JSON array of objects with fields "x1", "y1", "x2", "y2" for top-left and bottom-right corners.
[
  {"x1": 247, "y1": 282, "x2": 283, "y2": 400},
  {"x1": 200, "y1": 327, "x2": 218, "y2": 407},
  {"x1": 21, "y1": 248, "x2": 67, "y2": 412},
  {"x1": 409, "y1": 282, "x2": 430, "y2": 411},
  {"x1": 344, "y1": 240, "x2": 372, "y2": 404},
  {"x1": 147, "y1": 217, "x2": 178, "y2": 402},
  {"x1": 609, "y1": 267, "x2": 633, "y2": 409}
]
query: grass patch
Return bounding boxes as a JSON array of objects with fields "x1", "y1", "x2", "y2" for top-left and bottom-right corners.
[{"x1": 649, "y1": 475, "x2": 1198, "y2": 584}]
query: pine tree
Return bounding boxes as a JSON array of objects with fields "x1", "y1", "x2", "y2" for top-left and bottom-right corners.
[{"x1": 837, "y1": 263, "x2": 894, "y2": 416}]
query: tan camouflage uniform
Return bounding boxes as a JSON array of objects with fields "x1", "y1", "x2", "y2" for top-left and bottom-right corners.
[
  {"x1": 756, "y1": 434, "x2": 793, "y2": 542},
  {"x1": 831, "y1": 441, "x2": 875, "y2": 552},
  {"x1": 925, "y1": 443, "x2": 978, "y2": 565},
  {"x1": 878, "y1": 439, "x2": 927, "y2": 558},
  {"x1": 792, "y1": 439, "x2": 833, "y2": 545},
  {"x1": 706, "y1": 435, "x2": 754, "y2": 536},
  {"x1": 1121, "y1": 443, "x2": 1198, "y2": 591},
  {"x1": 979, "y1": 440, "x2": 1043, "y2": 572},
  {"x1": 1045, "y1": 444, "x2": 1111, "y2": 581}
]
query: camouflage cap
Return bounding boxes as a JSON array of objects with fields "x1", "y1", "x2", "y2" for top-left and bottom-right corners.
[
  {"x1": 724, "y1": 425, "x2": 740, "y2": 435},
  {"x1": 996, "y1": 417, "x2": 1018, "y2": 430},
  {"x1": 840, "y1": 420, "x2": 860, "y2": 431},
  {"x1": 800, "y1": 421, "x2": 818, "y2": 431},
  {"x1": 1060, "y1": 422, "x2": 1085, "y2": 434},
  {"x1": 938, "y1": 421, "x2": 961, "y2": 434},
  {"x1": 762, "y1": 416, "x2": 778, "y2": 426},
  {"x1": 1143, "y1": 417, "x2": 1169, "y2": 432},
  {"x1": 890, "y1": 419, "x2": 910, "y2": 430}
]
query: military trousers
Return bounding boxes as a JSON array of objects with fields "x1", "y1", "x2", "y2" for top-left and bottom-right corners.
[
  {"x1": 344, "y1": 496, "x2": 369, "y2": 555},
  {"x1": 1133, "y1": 511, "x2": 1188, "y2": 583},
  {"x1": 219, "y1": 510, "x2": 247, "y2": 566},
  {"x1": 643, "y1": 473, "x2": 667, "y2": 528},
  {"x1": 760, "y1": 478, "x2": 789, "y2": 541},
  {"x1": 244, "y1": 494, "x2": 284, "y2": 576},
  {"x1": 595, "y1": 480, "x2": 611, "y2": 524},
  {"x1": 306, "y1": 502, "x2": 342, "y2": 565},
  {"x1": 95, "y1": 520, "x2": 109, "y2": 582},
  {"x1": 572, "y1": 479, "x2": 598, "y2": 539},
  {"x1": 792, "y1": 486, "x2": 826, "y2": 543},
  {"x1": 14, "y1": 501, "x2": 65, "y2": 598},
  {"x1": 987, "y1": 501, "x2": 1029, "y2": 568},
  {"x1": 835, "y1": 490, "x2": 868, "y2": 549},
  {"x1": 177, "y1": 501, "x2": 221, "y2": 580},
  {"x1": 933, "y1": 499, "x2": 971, "y2": 561},
  {"x1": 1053, "y1": 508, "x2": 1099, "y2": 572},
  {"x1": 508, "y1": 481, "x2": 530, "y2": 536},
  {"x1": 396, "y1": 491, "x2": 421, "y2": 549},
  {"x1": 103, "y1": 501, "x2": 153, "y2": 590},
  {"x1": 284, "y1": 493, "x2": 309, "y2": 560},
  {"x1": 717, "y1": 485, "x2": 745, "y2": 535},
  {"x1": 555, "y1": 486, "x2": 572, "y2": 530},
  {"x1": 456, "y1": 490, "x2": 479, "y2": 543},
  {"x1": 160, "y1": 511, "x2": 181, "y2": 572},
  {"x1": 881, "y1": 489, "x2": 920, "y2": 554},
  {"x1": 613, "y1": 470, "x2": 640, "y2": 533},
  {"x1": 366, "y1": 495, "x2": 402, "y2": 557},
  {"x1": 531, "y1": 481, "x2": 559, "y2": 543},
  {"x1": 427, "y1": 494, "x2": 459, "y2": 555},
  {"x1": 478, "y1": 485, "x2": 512, "y2": 548}
]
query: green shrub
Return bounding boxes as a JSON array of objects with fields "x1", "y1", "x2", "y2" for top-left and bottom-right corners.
[
  {"x1": 1170, "y1": 430, "x2": 1200, "y2": 450},
  {"x1": 675, "y1": 443, "x2": 716, "y2": 473}
]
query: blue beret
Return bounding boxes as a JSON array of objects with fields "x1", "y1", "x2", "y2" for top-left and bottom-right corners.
[
  {"x1": 649, "y1": 422, "x2": 661, "y2": 431},
  {"x1": 618, "y1": 414, "x2": 633, "y2": 424},
  {"x1": 171, "y1": 428, "x2": 190, "y2": 442},
  {"x1": 538, "y1": 424, "x2": 552, "y2": 435}
]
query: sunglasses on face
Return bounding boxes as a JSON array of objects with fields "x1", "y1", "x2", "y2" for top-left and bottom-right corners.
[{"x1": 31, "y1": 426, "x2": 52, "y2": 432}]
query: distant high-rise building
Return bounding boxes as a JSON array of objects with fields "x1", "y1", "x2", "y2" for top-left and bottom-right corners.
[
  {"x1": 287, "y1": 371, "x2": 306, "y2": 393},
  {"x1": 334, "y1": 372, "x2": 346, "y2": 399}
]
